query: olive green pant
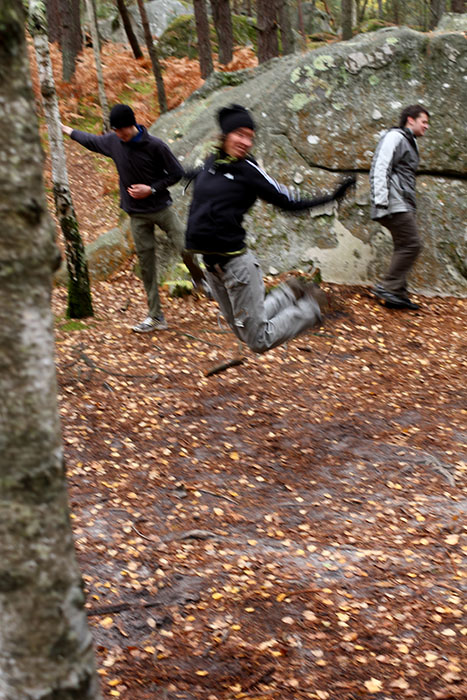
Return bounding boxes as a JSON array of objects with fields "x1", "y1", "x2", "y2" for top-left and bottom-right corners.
[{"x1": 130, "y1": 207, "x2": 203, "y2": 318}]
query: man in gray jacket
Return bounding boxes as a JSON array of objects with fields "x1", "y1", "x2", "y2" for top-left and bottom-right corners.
[
  {"x1": 370, "y1": 104, "x2": 430, "y2": 310},
  {"x1": 62, "y1": 104, "x2": 205, "y2": 333}
]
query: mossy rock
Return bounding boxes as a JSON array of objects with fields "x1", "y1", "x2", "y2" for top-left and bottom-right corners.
[{"x1": 159, "y1": 13, "x2": 257, "y2": 60}]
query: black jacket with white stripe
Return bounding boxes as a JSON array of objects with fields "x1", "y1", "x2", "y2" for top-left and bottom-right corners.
[{"x1": 185, "y1": 152, "x2": 351, "y2": 255}]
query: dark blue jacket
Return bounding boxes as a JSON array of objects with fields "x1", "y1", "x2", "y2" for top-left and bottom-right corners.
[{"x1": 70, "y1": 126, "x2": 184, "y2": 214}]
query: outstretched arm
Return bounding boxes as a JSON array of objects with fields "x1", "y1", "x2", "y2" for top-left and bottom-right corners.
[{"x1": 248, "y1": 159, "x2": 356, "y2": 212}]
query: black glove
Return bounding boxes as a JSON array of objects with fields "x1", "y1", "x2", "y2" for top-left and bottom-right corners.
[{"x1": 332, "y1": 175, "x2": 356, "y2": 202}]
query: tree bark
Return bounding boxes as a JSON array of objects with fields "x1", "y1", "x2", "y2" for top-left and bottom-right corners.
[
  {"x1": 210, "y1": 0, "x2": 234, "y2": 65},
  {"x1": 429, "y1": 0, "x2": 446, "y2": 28},
  {"x1": 60, "y1": 0, "x2": 82, "y2": 82},
  {"x1": 84, "y1": 0, "x2": 111, "y2": 131},
  {"x1": 256, "y1": 0, "x2": 280, "y2": 63},
  {"x1": 277, "y1": 0, "x2": 295, "y2": 55},
  {"x1": 193, "y1": 0, "x2": 214, "y2": 78},
  {"x1": 136, "y1": 0, "x2": 167, "y2": 113},
  {"x1": 451, "y1": 0, "x2": 465, "y2": 11},
  {"x1": 29, "y1": 0, "x2": 94, "y2": 319},
  {"x1": 342, "y1": 0, "x2": 353, "y2": 39},
  {"x1": 0, "y1": 2, "x2": 100, "y2": 698},
  {"x1": 46, "y1": 0, "x2": 62, "y2": 43},
  {"x1": 115, "y1": 0, "x2": 143, "y2": 59}
]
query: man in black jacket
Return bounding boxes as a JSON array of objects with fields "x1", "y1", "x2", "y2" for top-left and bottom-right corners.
[
  {"x1": 185, "y1": 104, "x2": 354, "y2": 354},
  {"x1": 62, "y1": 104, "x2": 204, "y2": 332}
]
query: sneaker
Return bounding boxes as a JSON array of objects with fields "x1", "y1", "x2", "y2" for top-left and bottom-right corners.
[{"x1": 132, "y1": 315, "x2": 168, "y2": 333}]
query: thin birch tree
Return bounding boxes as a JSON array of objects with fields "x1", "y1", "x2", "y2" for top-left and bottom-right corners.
[
  {"x1": 29, "y1": 0, "x2": 94, "y2": 318},
  {"x1": 0, "y1": 1, "x2": 100, "y2": 697},
  {"x1": 84, "y1": 0, "x2": 111, "y2": 131}
]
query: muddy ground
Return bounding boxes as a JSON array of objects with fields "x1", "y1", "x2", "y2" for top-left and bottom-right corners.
[{"x1": 52, "y1": 269, "x2": 466, "y2": 700}]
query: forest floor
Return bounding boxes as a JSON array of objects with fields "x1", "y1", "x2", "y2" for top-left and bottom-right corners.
[
  {"x1": 53, "y1": 272, "x2": 466, "y2": 700},
  {"x1": 44, "y1": 42, "x2": 465, "y2": 700}
]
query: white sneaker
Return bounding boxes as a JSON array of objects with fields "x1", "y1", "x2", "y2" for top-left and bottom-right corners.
[{"x1": 132, "y1": 315, "x2": 168, "y2": 333}]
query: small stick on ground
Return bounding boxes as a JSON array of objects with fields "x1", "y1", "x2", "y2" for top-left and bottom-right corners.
[{"x1": 205, "y1": 355, "x2": 245, "y2": 376}]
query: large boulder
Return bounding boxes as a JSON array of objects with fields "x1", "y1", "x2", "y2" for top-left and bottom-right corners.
[
  {"x1": 151, "y1": 25, "x2": 467, "y2": 296},
  {"x1": 98, "y1": 0, "x2": 186, "y2": 44}
]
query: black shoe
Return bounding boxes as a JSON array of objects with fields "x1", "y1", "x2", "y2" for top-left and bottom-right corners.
[
  {"x1": 398, "y1": 294, "x2": 420, "y2": 310},
  {"x1": 372, "y1": 285, "x2": 406, "y2": 307},
  {"x1": 372, "y1": 286, "x2": 420, "y2": 310}
]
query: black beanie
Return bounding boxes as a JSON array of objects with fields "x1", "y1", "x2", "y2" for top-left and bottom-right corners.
[
  {"x1": 110, "y1": 104, "x2": 137, "y2": 129},
  {"x1": 218, "y1": 104, "x2": 256, "y2": 135}
]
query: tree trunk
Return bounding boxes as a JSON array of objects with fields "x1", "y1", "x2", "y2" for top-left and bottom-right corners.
[
  {"x1": 342, "y1": 0, "x2": 353, "y2": 39},
  {"x1": 210, "y1": 0, "x2": 234, "y2": 65},
  {"x1": 429, "y1": 0, "x2": 446, "y2": 28},
  {"x1": 193, "y1": 0, "x2": 214, "y2": 78},
  {"x1": 29, "y1": 0, "x2": 94, "y2": 319},
  {"x1": 256, "y1": 0, "x2": 279, "y2": 63},
  {"x1": 0, "y1": 3, "x2": 101, "y2": 698},
  {"x1": 46, "y1": 0, "x2": 62, "y2": 43},
  {"x1": 115, "y1": 0, "x2": 143, "y2": 59},
  {"x1": 136, "y1": 0, "x2": 167, "y2": 114},
  {"x1": 451, "y1": 0, "x2": 465, "y2": 11},
  {"x1": 60, "y1": 0, "x2": 82, "y2": 82},
  {"x1": 84, "y1": 0, "x2": 110, "y2": 131},
  {"x1": 277, "y1": 0, "x2": 295, "y2": 55}
]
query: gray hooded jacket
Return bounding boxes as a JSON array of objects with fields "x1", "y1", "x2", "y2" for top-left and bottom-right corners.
[{"x1": 370, "y1": 127, "x2": 419, "y2": 220}]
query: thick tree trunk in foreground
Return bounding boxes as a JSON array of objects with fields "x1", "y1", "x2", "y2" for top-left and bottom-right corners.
[
  {"x1": 136, "y1": 0, "x2": 167, "y2": 113},
  {"x1": 115, "y1": 0, "x2": 143, "y2": 59},
  {"x1": 193, "y1": 0, "x2": 214, "y2": 78},
  {"x1": 211, "y1": 0, "x2": 234, "y2": 65},
  {"x1": 29, "y1": 0, "x2": 94, "y2": 319},
  {"x1": 0, "y1": 2, "x2": 100, "y2": 698},
  {"x1": 84, "y1": 0, "x2": 111, "y2": 131}
]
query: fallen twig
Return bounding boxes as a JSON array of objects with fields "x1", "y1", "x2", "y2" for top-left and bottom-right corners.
[{"x1": 205, "y1": 356, "x2": 245, "y2": 376}]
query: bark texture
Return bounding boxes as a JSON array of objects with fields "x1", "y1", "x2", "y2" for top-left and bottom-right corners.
[
  {"x1": 59, "y1": 0, "x2": 82, "y2": 81},
  {"x1": 115, "y1": 0, "x2": 143, "y2": 59},
  {"x1": 193, "y1": 0, "x2": 214, "y2": 78},
  {"x1": 341, "y1": 0, "x2": 353, "y2": 39},
  {"x1": 0, "y1": 2, "x2": 100, "y2": 698},
  {"x1": 29, "y1": 0, "x2": 94, "y2": 319},
  {"x1": 211, "y1": 0, "x2": 234, "y2": 65},
  {"x1": 136, "y1": 0, "x2": 167, "y2": 113},
  {"x1": 256, "y1": 0, "x2": 280, "y2": 63},
  {"x1": 84, "y1": 0, "x2": 110, "y2": 131}
]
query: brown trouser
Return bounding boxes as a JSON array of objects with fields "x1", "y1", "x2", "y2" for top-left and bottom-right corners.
[{"x1": 378, "y1": 211, "x2": 422, "y2": 296}]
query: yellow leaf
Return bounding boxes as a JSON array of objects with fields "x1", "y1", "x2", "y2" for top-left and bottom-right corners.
[
  {"x1": 100, "y1": 616, "x2": 113, "y2": 629},
  {"x1": 212, "y1": 592, "x2": 223, "y2": 600},
  {"x1": 364, "y1": 678, "x2": 383, "y2": 693},
  {"x1": 195, "y1": 670, "x2": 209, "y2": 676},
  {"x1": 229, "y1": 452, "x2": 239, "y2": 460},
  {"x1": 445, "y1": 534, "x2": 460, "y2": 545},
  {"x1": 108, "y1": 679, "x2": 121, "y2": 687}
]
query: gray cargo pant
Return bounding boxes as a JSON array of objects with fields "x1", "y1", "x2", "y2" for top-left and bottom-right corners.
[
  {"x1": 130, "y1": 206, "x2": 204, "y2": 318},
  {"x1": 205, "y1": 250, "x2": 321, "y2": 354},
  {"x1": 379, "y1": 211, "x2": 422, "y2": 296}
]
